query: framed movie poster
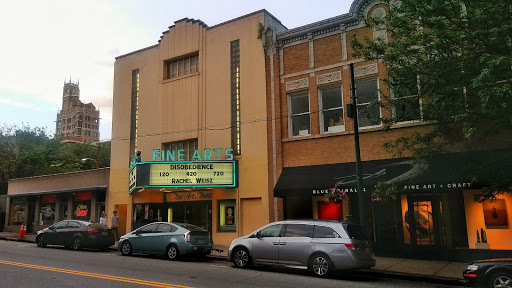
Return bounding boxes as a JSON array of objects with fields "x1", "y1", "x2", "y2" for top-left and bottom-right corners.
[
  {"x1": 218, "y1": 199, "x2": 236, "y2": 232},
  {"x1": 483, "y1": 199, "x2": 508, "y2": 227}
]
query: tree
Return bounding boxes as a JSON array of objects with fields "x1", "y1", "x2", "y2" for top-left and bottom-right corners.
[
  {"x1": 0, "y1": 124, "x2": 111, "y2": 195},
  {"x1": 351, "y1": 0, "x2": 512, "y2": 201}
]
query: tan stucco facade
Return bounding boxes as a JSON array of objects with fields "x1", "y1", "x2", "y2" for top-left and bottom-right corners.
[{"x1": 110, "y1": 11, "x2": 286, "y2": 253}]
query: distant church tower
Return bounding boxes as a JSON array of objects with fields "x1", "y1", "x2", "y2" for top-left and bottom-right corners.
[{"x1": 56, "y1": 79, "x2": 100, "y2": 143}]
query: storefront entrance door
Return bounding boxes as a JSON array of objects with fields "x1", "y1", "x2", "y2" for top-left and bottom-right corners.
[
  {"x1": 406, "y1": 195, "x2": 440, "y2": 247},
  {"x1": 166, "y1": 201, "x2": 212, "y2": 232}
]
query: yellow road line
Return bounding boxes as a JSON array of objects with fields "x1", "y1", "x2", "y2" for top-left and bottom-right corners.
[{"x1": 0, "y1": 260, "x2": 195, "y2": 288}]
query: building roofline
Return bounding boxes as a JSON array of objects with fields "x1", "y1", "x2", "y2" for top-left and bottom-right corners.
[
  {"x1": 8, "y1": 167, "x2": 110, "y2": 182},
  {"x1": 115, "y1": 44, "x2": 159, "y2": 60}
]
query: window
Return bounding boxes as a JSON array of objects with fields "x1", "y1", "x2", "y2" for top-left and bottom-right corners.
[
  {"x1": 218, "y1": 199, "x2": 236, "y2": 232},
  {"x1": 157, "y1": 223, "x2": 177, "y2": 233},
  {"x1": 163, "y1": 139, "x2": 198, "y2": 161},
  {"x1": 85, "y1": 116, "x2": 91, "y2": 121},
  {"x1": 312, "y1": 226, "x2": 341, "y2": 238},
  {"x1": 283, "y1": 224, "x2": 314, "y2": 237},
  {"x1": 230, "y1": 39, "x2": 241, "y2": 156},
  {"x1": 130, "y1": 69, "x2": 139, "y2": 159},
  {"x1": 67, "y1": 118, "x2": 72, "y2": 123},
  {"x1": 67, "y1": 221, "x2": 81, "y2": 229},
  {"x1": 93, "y1": 117, "x2": 98, "y2": 123},
  {"x1": 259, "y1": 224, "x2": 283, "y2": 238},
  {"x1": 288, "y1": 91, "x2": 310, "y2": 136},
  {"x1": 138, "y1": 223, "x2": 158, "y2": 233},
  {"x1": 392, "y1": 74, "x2": 421, "y2": 122},
  {"x1": 355, "y1": 78, "x2": 381, "y2": 127},
  {"x1": 319, "y1": 85, "x2": 344, "y2": 133},
  {"x1": 93, "y1": 132, "x2": 97, "y2": 137},
  {"x1": 57, "y1": 120, "x2": 61, "y2": 126},
  {"x1": 52, "y1": 221, "x2": 68, "y2": 230},
  {"x1": 166, "y1": 53, "x2": 199, "y2": 79}
]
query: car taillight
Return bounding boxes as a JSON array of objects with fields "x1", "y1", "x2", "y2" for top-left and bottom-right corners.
[
  {"x1": 345, "y1": 243, "x2": 359, "y2": 250},
  {"x1": 87, "y1": 229, "x2": 100, "y2": 233},
  {"x1": 184, "y1": 231, "x2": 190, "y2": 242}
]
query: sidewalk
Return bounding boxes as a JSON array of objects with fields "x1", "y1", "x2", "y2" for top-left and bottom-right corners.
[{"x1": 0, "y1": 232, "x2": 467, "y2": 284}]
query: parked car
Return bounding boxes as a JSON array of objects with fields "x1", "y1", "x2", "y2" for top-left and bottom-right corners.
[
  {"x1": 464, "y1": 258, "x2": 512, "y2": 288},
  {"x1": 118, "y1": 222, "x2": 212, "y2": 260},
  {"x1": 36, "y1": 220, "x2": 115, "y2": 250},
  {"x1": 228, "y1": 219, "x2": 375, "y2": 277}
]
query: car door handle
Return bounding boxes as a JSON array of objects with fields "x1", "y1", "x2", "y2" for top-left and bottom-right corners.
[
  {"x1": 147, "y1": 237, "x2": 152, "y2": 240},
  {"x1": 280, "y1": 242, "x2": 287, "y2": 245},
  {"x1": 165, "y1": 236, "x2": 171, "y2": 239},
  {"x1": 272, "y1": 242, "x2": 280, "y2": 245}
]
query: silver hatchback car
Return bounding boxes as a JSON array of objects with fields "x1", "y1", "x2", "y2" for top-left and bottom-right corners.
[{"x1": 228, "y1": 220, "x2": 375, "y2": 276}]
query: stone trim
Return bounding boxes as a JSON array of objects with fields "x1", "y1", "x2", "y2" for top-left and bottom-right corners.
[
  {"x1": 354, "y1": 63, "x2": 378, "y2": 77},
  {"x1": 317, "y1": 71, "x2": 342, "y2": 85},
  {"x1": 286, "y1": 78, "x2": 309, "y2": 91}
]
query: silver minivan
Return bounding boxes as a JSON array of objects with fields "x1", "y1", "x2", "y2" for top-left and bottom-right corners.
[{"x1": 228, "y1": 220, "x2": 375, "y2": 276}]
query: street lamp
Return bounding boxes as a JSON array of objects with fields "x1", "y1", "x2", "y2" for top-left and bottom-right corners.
[{"x1": 81, "y1": 158, "x2": 99, "y2": 169}]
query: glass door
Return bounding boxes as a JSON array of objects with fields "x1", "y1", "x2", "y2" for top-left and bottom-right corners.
[{"x1": 406, "y1": 195, "x2": 440, "y2": 246}]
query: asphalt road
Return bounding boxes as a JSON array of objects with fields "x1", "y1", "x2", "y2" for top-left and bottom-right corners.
[{"x1": 0, "y1": 241, "x2": 464, "y2": 288}]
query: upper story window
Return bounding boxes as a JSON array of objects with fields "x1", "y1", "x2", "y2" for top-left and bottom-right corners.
[
  {"x1": 163, "y1": 139, "x2": 198, "y2": 161},
  {"x1": 288, "y1": 91, "x2": 310, "y2": 137},
  {"x1": 319, "y1": 85, "x2": 344, "y2": 133},
  {"x1": 67, "y1": 118, "x2": 72, "y2": 123},
  {"x1": 85, "y1": 115, "x2": 91, "y2": 122},
  {"x1": 93, "y1": 117, "x2": 98, "y2": 123},
  {"x1": 166, "y1": 53, "x2": 199, "y2": 79},
  {"x1": 391, "y1": 74, "x2": 421, "y2": 123},
  {"x1": 355, "y1": 78, "x2": 381, "y2": 128}
]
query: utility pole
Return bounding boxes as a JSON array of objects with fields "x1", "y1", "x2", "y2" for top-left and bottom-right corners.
[{"x1": 346, "y1": 63, "x2": 367, "y2": 229}]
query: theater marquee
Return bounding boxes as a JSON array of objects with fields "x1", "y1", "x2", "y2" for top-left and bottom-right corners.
[{"x1": 129, "y1": 161, "x2": 238, "y2": 193}]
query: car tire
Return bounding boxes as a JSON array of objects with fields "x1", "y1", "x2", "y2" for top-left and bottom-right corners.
[
  {"x1": 309, "y1": 253, "x2": 332, "y2": 277},
  {"x1": 120, "y1": 241, "x2": 132, "y2": 256},
  {"x1": 36, "y1": 235, "x2": 47, "y2": 248},
  {"x1": 71, "y1": 237, "x2": 82, "y2": 251},
  {"x1": 166, "y1": 244, "x2": 179, "y2": 260},
  {"x1": 232, "y1": 247, "x2": 251, "y2": 268},
  {"x1": 489, "y1": 271, "x2": 512, "y2": 288}
]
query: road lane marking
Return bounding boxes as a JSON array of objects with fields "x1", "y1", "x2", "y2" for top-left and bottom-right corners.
[{"x1": 0, "y1": 260, "x2": 194, "y2": 288}]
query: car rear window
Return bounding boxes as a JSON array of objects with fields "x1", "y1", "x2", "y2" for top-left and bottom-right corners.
[
  {"x1": 312, "y1": 226, "x2": 341, "y2": 238},
  {"x1": 178, "y1": 223, "x2": 205, "y2": 232},
  {"x1": 88, "y1": 223, "x2": 108, "y2": 229},
  {"x1": 343, "y1": 224, "x2": 368, "y2": 240}
]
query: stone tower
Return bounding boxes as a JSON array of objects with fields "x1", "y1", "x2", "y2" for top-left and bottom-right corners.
[{"x1": 56, "y1": 79, "x2": 100, "y2": 143}]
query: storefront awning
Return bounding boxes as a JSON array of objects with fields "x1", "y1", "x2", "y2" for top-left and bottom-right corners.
[
  {"x1": 7, "y1": 186, "x2": 107, "y2": 198},
  {"x1": 274, "y1": 149, "x2": 512, "y2": 198}
]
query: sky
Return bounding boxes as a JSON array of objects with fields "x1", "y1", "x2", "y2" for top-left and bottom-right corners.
[{"x1": 0, "y1": 0, "x2": 354, "y2": 141}]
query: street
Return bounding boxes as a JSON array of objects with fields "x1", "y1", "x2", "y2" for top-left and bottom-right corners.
[{"x1": 0, "y1": 241, "x2": 464, "y2": 288}]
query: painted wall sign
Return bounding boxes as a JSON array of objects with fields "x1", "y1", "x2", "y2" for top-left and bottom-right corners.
[
  {"x1": 152, "y1": 148, "x2": 233, "y2": 161},
  {"x1": 150, "y1": 161, "x2": 235, "y2": 187}
]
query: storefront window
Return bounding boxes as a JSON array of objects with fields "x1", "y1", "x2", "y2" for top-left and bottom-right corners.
[
  {"x1": 218, "y1": 199, "x2": 236, "y2": 232},
  {"x1": 39, "y1": 194, "x2": 56, "y2": 225},
  {"x1": 133, "y1": 204, "x2": 162, "y2": 223},
  {"x1": 9, "y1": 198, "x2": 26, "y2": 225},
  {"x1": 73, "y1": 192, "x2": 91, "y2": 221}
]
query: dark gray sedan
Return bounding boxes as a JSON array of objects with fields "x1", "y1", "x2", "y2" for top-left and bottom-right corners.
[
  {"x1": 36, "y1": 220, "x2": 115, "y2": 250},
  {"x1": 118, "y1": 222, "x2": 212, "y2": 260}
]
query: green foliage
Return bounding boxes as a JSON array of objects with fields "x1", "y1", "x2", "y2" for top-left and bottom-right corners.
[
  {"x1": 371, "y1": 182, "x2": 402, "y2": 202},
  {"x1": 0, "y1": 124, "x2": 110, "y2": 194},
  {"x1": 325, "y1": 187, "x2": 348, "y2": 204},
  {"x1": 352, "y1": 0, "x2": 512, "y2": 201}
]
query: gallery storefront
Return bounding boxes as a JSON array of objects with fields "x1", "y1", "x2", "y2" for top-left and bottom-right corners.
[
  {"x1": 274, "y1": 150, "x2": 512, "y2": 262},
  {"x1": 5, "y1": 169, "x2": 110, "y2": 233}
]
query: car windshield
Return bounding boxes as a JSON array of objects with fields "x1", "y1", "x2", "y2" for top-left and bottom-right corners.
[
  {"x1": 343, "y1": 224, "x2": 368, "y2": 240},
  {"x1": 177, "y1": 223, "x2": 205, "y2": 231}
]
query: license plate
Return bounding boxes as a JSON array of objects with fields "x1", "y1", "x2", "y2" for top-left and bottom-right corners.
[{"x1": 102, "y1": 232, "x2": 107, "y2": 236}]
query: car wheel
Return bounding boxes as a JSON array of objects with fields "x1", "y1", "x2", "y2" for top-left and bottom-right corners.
[
  {"x1": 489, "y1": 272, "x2": 512, "y2": 288},
  {"x1": 36, "y1": 235, "x2": 47, "y2": 248},
  {"x1": 166, "y1": 244, "x2": 179, "y2": 260},
  {"x1": 121, "y1": 241, "x2": 132, "y2": 256},
  {"x1": 309, "y1": 253, "x2": 332, "y2": 277},
  {"x1": 232, "y1": 247, "x2": 251, "y2": 268},
  {"x1": 71, "y1": 237, "x2": 82, "y2": 251}
]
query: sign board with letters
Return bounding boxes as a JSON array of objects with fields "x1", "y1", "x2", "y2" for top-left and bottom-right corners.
[{"x1": 129, "y1": 160, "x2": 238, "y2": 193}]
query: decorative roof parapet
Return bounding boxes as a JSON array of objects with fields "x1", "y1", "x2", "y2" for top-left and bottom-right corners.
[{"x1": 276, "y1": 0, "x2": 375, "y2": 45}]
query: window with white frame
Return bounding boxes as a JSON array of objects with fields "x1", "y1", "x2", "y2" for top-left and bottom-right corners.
[
  {"x1": 355, "y1": 78, "x2": 381, "y2": 127},
  {"x1": 392, "y1": 74, "x2": 421, "y2": 122},
  {"x1": 288, "y1": 91, "x2": 310, "y2": 137},
  {"x1": 319, "y1": 85, "x2": 344, "y2": 133}
]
